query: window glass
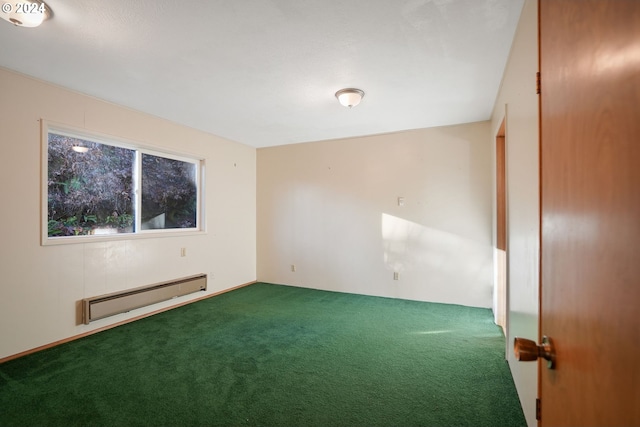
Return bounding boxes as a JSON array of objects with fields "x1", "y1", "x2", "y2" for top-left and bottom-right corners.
[
  {"x1": 45, "y1": 128, "x2": 202, "y2": 242},
  {"x1": 141, "y1": 153, "x2": 197, "y2": 230},
  {"x1": 47, "y1": 133, "x2": 135, "y2": 237}
]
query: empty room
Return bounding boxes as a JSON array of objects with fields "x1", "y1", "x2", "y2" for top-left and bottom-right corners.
[{"x1": 1, "y1": 1, "x2": 638, "y2": 426}]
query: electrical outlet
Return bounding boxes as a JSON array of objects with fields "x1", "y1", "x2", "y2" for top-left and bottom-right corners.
[
  {"x1": 393, "y1": 272, "x2": 399, "y2": 280},
  {"x1": 291, "y1": 264, "x2": 296, "y2": 272},
  {"x1": 180, "y1": 247, "x2": 186, "y2": 257}
]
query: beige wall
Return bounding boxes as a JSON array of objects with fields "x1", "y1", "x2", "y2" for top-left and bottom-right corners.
[
  {"x1": 0, "y1": 68, "x2": 257, "y2": 360},
  {"x1": 257, "y1": 122, "x2": 493, "y2": 307},
  {"x1": 491, "y1": 0, "x2": 539, "y2": 425}
]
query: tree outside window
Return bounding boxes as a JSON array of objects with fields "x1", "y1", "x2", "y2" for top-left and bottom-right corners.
[{"x1": 46, "y1": 130, "x2": 201, "y2": 239}]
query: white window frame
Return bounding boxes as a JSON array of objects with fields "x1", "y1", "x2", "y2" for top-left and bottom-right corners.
[{"x1": 41, "y1": 121, "x2": 206, "y2": 245}]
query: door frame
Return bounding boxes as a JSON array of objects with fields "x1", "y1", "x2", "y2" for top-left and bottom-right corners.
[{"x1": 495, "y1": 117, "x2": 508, "y2": 351}]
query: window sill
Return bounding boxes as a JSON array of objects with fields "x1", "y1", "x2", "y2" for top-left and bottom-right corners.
[{"x1": 41, "y1": 229, "x2": 206, "y2": 246}]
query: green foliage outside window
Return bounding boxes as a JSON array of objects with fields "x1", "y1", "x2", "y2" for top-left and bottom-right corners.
[{"x1": 47, "y1": 131, "x2": 199, "y2": 238}]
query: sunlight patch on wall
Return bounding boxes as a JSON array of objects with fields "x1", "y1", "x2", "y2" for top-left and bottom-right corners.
[{"x1": 381, "y1": 213, "x2": 492, "y2": 301}]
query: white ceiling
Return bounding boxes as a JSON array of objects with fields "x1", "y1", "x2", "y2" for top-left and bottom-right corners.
[{"x1": 0, "y1": 0, "x2": 524, "y2": 148}]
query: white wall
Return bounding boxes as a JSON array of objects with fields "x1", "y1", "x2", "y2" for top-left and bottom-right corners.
[
  {"x1": 257, "y1": 122, "x2": 493, "y2": 307},
  {"x1": 490, "y1": 0, "x2": 539, "y2": 425},
  {"x1": 0, "y1": 68, "x2": 257, "y2": 360}
]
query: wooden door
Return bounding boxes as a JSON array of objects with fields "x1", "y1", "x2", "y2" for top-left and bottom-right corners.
[{"x1": 539, "y1": 0, "x2": 640, "y2": 425}]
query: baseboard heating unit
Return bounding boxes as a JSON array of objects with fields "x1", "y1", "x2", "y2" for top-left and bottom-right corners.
[{"x1": 82, "y1": 274, "x2": 207, "y2": 324}]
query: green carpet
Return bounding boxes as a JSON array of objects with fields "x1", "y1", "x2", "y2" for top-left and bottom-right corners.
[{"x1": 0, "y1": 283, "x2": 526, "y2": 427}]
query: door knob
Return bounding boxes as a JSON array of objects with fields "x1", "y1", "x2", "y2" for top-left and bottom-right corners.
[{"x1": 514, "y1": 336, "x2": 556, "y2": 369}]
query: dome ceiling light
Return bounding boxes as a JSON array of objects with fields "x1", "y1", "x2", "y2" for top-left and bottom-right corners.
[
  {"x1": 0, "y1": 0, "x2": 51, "y2": 28},
  {"x1": 335, "y1": 88, "x2": 365, "y2": 108}
]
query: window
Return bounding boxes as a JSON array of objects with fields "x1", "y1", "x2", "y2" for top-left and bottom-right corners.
[
  {"x1": 43, "y1": 124, "x2": 203, "y2": 243},
  {"x1": 141, "y1": 153, "x2": 198, "y2": 230}
]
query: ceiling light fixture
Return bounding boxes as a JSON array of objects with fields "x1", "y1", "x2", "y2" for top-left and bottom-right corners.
[
  {"x1": 0, "y1": 0, "x2": 52, "y2": 28},
  {"x1": 335, "y1": 88, "x2": 365, "y2": 108}
]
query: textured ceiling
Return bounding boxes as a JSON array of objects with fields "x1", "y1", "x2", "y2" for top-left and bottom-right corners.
[{"x1": 0, "y1": 0, "x2": 524, "y2": 147}]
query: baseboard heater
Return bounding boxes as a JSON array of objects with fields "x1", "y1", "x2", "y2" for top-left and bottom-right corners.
[{"x1": 82, "y1": 274, "x2": 207, "y2": 324}]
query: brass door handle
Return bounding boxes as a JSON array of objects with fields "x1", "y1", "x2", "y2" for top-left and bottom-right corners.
[{"x1": 514, "y1": 336, "x2": 556, "y2": 369}]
